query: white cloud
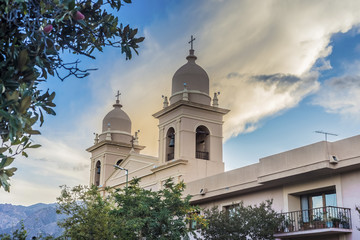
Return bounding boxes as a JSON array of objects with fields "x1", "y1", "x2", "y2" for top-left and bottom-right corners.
[
  {"x1": 220, "y1": 72, "x2": 320, "y2": 139},
  {"x1": 312, "y1": 75, "x2": 360, "y2": 118},
  {"x1": 27, "y1": 135, "x2": 90, "y2": 182},
  {"x1": 0, "y1": 178, "x2": 61, "y2": 206},
  {"x1": 0, "y1": 135, "x2": 90, "y2": 205}
]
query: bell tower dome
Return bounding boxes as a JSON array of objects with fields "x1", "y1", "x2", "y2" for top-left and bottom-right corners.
[
  {"x1": 170, "y1": 36, "x2": 211, "y2": 105},
  {"x1": 98, "y1": 96, "x2": 132, "y2": 144},
  {"x1": 153, "y1": 36, "x2": 229, "y2": 183},
  {"x1": 87, "y1": 92, "x2": 144, "y2": 187}
]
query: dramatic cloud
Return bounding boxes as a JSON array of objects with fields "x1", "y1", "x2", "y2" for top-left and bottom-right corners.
[
  {"x1": 85, "y1": 0, "x2": 360, "y2": 155},
  {"x1": 218, "y1": 72, "x2": 319, "y2": 139},
  {"x1": 27, "y1": 135, "x2": 90, "y2": 182},
  {"x1": 312, "y1": 75, "x2": 360, "y2": 118}
]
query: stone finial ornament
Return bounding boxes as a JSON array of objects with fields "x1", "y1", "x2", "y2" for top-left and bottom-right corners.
[
  {"x1": 133, "y1": 130, "x2": 140, "y2": 145},
  {"x1": 162, "y1": 95, "x2": 169, "y2": 108},
  {"x1": 213, "y1": 92, "x2": 220, "y2": 107},
  {"x1": 182, "y1": 83, "x2": 189, "y2": 101},
  {"x1": 94, "y1": 133, "x2": 99, "y2": 144},
  {"x1": 106, "y1": 123, "x2": 112, "y2": 141}
]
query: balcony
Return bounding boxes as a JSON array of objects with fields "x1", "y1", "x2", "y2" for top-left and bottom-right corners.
[
  {"x1": 275, "y1": 206, "x2": 352, "y2": 239},
  {"x1": 196, "y1": 151, "x2": 209, "y2": 160}
]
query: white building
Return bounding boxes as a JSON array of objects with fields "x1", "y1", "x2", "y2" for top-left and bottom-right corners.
[{"x1": 87, "y1": 45, "x2": 360, "y2": 240}]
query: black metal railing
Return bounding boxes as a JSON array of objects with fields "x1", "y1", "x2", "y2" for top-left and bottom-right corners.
[
  {"x1": 167, "y1": 152, "x2": 174, "y2": 161},
  {"x1": 196, "y1": 151, "x2": 209, "y2": 160},
  {"x1": 277, "y1": 206, "x2": 352, "y2": 233}
]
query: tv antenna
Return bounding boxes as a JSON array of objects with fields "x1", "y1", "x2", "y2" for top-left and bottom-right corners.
[{"x1": 315, "y1": 130, "x2": 338, "y2": 141}]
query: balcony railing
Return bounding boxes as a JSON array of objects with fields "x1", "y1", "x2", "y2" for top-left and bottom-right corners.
[
  {"x1": 277, "y1": 206, "x2": 352, "y2": 233},
  {"x1": 167, "y1": 152, "x2": 174, "y2": 161},
  {"x1": 196, "y1": 151, "x2": 209, "y2": 160}
]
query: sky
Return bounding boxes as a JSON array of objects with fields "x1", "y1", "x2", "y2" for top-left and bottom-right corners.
[{"x1": 2, "y1": 0, "x2": 360, "y2": 205}]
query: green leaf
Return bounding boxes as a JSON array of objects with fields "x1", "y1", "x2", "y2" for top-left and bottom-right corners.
[
  {"x1": 0, "y1": 148, "x2": 7, "y2": 154},
  {"x1": 68, "y1": 0, "x2": 75, "y2": 10},
  {"x1": 28, "y1": 144, "x2": 41, "y2": 149},
  {"x1": 0, "y1": 172, "x2": 10, "y2": 192},
  {"x1": 40, "y1": 109, "x2": 44, "y2": 127},
  {"x1": 5, "y1": 167, "x2": 17, "y2": 177},
  {"x1": 0, "y1": 157, "x2": 14, "y2": 169},
  {"x1": 42, "y1": 106, "x2": 56, "y2": 115},
  {"x1": 22, "y1": 151, "x2": 28, "y2": 157},
  {"x1": 18, "y1": 49, "x2": 28, "y2": 72},
  {"x1": 19, "y1": 95, "x2": 31, "y2": 114},
  {"x1": 135, "y1": 37, "x2": 145, "y2": 43},
  {"x1": 6, "y1": 91, "x2": 19, "y2": 101},
  {"x1": 48, "y1": 92, "x2": 56, "y2": 101},
  {"x1": 129, "y1": 28, "x2": 138, "y2": 38},
  {"x1": 26, "y1": 129, "x2": 41, "y2": 135}
]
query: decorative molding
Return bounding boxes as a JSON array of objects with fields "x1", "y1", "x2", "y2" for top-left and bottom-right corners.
[
  {"x1": 158, "y1": 114, "x2": 224, "y2": 129},
  {"x1": 153, "y1": 100, "x2": 230, "y2": 119},
  {"x1": 151, "y1": 159, "x2": 188, "y2": 173}
]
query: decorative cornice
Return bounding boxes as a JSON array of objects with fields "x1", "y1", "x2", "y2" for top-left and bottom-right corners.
[
  {"x1": 86, "y1": 140, "x2": 145, "y2": 152},
  {"x1": 151, "y1": 159, "x2": 188, "y2": 173},
  {"x1": 152, "y1": 100, "x2": 230, "y2": 119}
]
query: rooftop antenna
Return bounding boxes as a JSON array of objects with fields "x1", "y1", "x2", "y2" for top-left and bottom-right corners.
[{"x1": 315, "y1": 130, "x2": 338, "y2": 142}]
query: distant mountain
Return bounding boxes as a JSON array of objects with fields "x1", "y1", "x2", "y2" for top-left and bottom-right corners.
[{"x1": 0, "y1": 203, "x2": 65, "y2": 239}]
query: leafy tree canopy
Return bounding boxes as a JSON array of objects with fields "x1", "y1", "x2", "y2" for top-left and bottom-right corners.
[
  {"x1": 0, "y1": 0, "x2": 144, "y2": 191},
  {"x1": 0, "y1": 221, "x2": 28, "y2": 240},
  {"x1": 197, "y1": 200, "x2": 282, "y2": 240},
  {"x1": 56, "y1": 178, "x2": 201, "y2": 239},
  {"x1": 56, "y1": 184, "x2": 116, "y2": 240}
]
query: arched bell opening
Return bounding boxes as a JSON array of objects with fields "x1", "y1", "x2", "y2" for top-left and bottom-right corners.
[
  {"x1": 95, "y1": 160, "x2": 101, "y2": 186},
  {"x1": 116, "y1": 159, "x2": 123, "y2": 166},
  {"x1": 166, "y1": 127, "x2": 175, "y2": 161},
  {"x1": 195, "y1": 126, "x2": 210, "y2": 160}
]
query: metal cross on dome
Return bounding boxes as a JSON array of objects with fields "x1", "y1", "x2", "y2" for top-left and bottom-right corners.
[
  {"x1": 188, "y1": 35, "x2": 196, "y2": 50},
  {"x1": 115, "y1": 91, "x2": 121, "y2": 101}
]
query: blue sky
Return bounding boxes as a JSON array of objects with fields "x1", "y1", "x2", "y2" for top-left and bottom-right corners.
[{"x1": 2, "y1": 0, "x2": 360, "y2": 205}]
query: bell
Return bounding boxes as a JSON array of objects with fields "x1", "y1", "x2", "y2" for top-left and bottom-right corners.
[{"x1": 169, "y1": 138, "x2": 175, "y2": 147}]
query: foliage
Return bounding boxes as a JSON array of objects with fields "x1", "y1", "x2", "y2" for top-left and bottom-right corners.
[
  {"x1": 0, "y1": 221, "x2": 59, "y2": 239},
  {"x1": 197, "y1": 200, "x2": 282, "y2": 240},
  {"x1": 56, "y1": 178, "x2": 198, "y2": 239},
  {"x1": 111, "y1": 178, "x2": 200, "y2": 240},
  {"x1": 0, "y1": 0, "x2": 144, "y2": 191},
  {"x1": 56, "y1": 184, "x2": 115, "y2": 240},
  {"x1": 0, "y1": 221, "x2": 27, "y2": 240}
]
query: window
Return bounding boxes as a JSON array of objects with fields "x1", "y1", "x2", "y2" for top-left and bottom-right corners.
[
  {"x1": 224, "y1": 204, "x2": 239, "y2": 217},
  {"x1": 300, "y1": 189, "x2": 336, "y2": 222},
  {"x1": 195, "y1": 126, "x2": 209, "y2": 160},
  {"x1": 95, "y1": 161, "x2": 101, "y2": 186},
  {"x1": 166, "y1": 128, "x2": 175, "y2": 161}
]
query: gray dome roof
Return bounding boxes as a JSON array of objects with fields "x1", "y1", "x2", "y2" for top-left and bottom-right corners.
[
  {"x1": 102, "y1": 102, "x2": 131, "y2": 134},
  {"x1": 171, "y1": 50, "x2": 209, "y2": 95}
]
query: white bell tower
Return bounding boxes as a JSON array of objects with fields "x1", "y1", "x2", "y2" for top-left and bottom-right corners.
[
  {"x1": 87, "y1": 93, "x2": 144, "y2": 187},
  {"x1": 153, "y1": 37, "x2": 229, "y2": 182}
]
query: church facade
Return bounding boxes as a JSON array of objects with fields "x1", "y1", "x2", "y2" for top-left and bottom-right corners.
[{"x1": 87, "y1": 45, "x2": 360, "y2": 240}]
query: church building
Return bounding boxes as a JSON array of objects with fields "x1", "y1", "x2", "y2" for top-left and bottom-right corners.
[{"x1": 87, "y1": 41, "x2": 360, "y2": 240}]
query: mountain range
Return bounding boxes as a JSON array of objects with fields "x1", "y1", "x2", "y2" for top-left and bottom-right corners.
[{"x1": 0, "y1": 203, "x2": 65, "y2": 239}]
